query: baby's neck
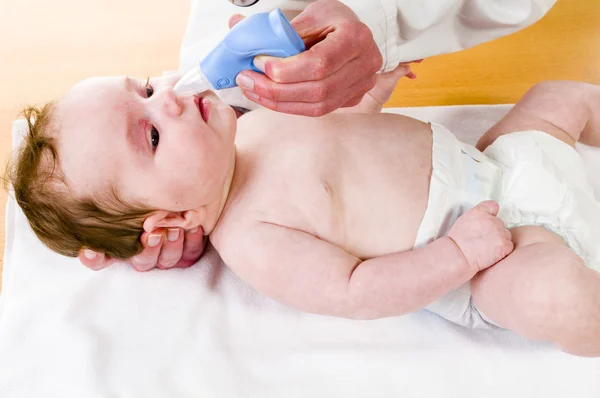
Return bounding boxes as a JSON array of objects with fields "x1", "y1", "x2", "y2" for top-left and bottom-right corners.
[{"x1": 200, "y1": 149, "x2": 236, "y2": 235}]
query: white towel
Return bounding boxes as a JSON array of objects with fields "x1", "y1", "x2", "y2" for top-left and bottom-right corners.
[{"x1": 1, "y1": 105, "x2": 599, "y2": 398}]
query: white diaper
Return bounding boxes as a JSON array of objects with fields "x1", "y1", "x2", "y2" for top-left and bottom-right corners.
[{"x1": 416, "y1": 123, "x2": 600, "y2": 328}]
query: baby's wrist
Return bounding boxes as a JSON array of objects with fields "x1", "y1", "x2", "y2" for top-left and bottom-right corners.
[{"x1": 441, "y1": 236, "x2": 477, "y2": 278}]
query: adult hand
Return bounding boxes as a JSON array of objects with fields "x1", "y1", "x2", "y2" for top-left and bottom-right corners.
[
  {"x1": 78, "y1": 227, "x2": 207, "y2": 272},
  {"x1": 231, "y1": 0, "x2": 383, "y2": 117}
]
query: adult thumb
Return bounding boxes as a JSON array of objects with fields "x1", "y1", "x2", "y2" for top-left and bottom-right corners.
[{"x1": 228, "y1": 14, "x2": 246, "y2": 29}]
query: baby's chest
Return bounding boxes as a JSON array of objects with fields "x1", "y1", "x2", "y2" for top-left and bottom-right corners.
[
  {"x1": 232, "y1": 134, "x2": 428, "y2": 257},
  {"x1": 244, "y1": 171, "x2": 419, "y2": 259},
  {"x1": 250, "y1": 172, "x2": 342, "y2": 235}
]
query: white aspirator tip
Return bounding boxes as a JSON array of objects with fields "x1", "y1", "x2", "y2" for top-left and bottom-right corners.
[{"x1": 173, "y1": 68, "x2": 213, "y2": 96}]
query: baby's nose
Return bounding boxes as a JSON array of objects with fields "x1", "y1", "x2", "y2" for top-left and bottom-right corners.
[{"x1": 157, "y1": 88, "x2": 183, "y2": 117}]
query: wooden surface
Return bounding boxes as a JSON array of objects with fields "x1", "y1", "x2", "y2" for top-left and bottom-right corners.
[
  {"x1": 389, "y1": 0, "x2": 600, "y2": 106},
  {"x1": 0, "y1": 0, "x2": 598, "y2": 291}
]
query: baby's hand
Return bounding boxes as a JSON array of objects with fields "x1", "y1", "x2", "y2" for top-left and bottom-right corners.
[
  {"x1": 448, "y1": 201, "x2": 514, "y2": 272},
  {"x1": 366, "y1": 61, "x2": 420, "y2": 106},
  {"x1": 333, "y1": 61, "x2": 420, "y2": 114}
]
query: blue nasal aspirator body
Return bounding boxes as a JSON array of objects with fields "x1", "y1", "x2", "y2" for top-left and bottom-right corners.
[{"x1": 173, "y1": 9, "x2": 306, "y2": 96}]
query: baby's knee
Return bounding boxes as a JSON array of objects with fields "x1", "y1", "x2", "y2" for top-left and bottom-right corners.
[{"x1": 525, "y1": 80, "x2": 588, "y2": 100}]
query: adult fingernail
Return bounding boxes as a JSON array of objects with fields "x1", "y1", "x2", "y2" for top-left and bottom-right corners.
[
  {"x1": 133, "y1": 259, "x2": 154, "y2": 272},
  {"x1": 83, "y1": 249, "x2": 97, "y2": 260},
  {"x1": 189, "y1": 227, "x2": 199, "y2": 234},
  {"x1": 236, "y1": 74, "x2": 254, "y2": 90},
  {"x1": 253, "y1": 56, "x2": 267, "y2": 72},
  {"x1": 148, "y1": 234, "x2": 162, "y2": 247},
  {"x1": 161, "y1": 260, "x2": 176, "y2": 269},
  {"x1": 242, "y1": 90, "x2": 259, "y2": 101},
  {"x1": 167, "y1": 228, "x2": 180, "y2": 242}
]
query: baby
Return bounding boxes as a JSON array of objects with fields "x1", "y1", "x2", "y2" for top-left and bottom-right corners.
[{"x1": 9, "y1": 75, "x2": 600, "y2": 357}]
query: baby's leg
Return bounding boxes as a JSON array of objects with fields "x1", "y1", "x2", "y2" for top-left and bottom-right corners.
[
  {"x1": 471, "y1": 226, "x2": 600, "y2": 357},
  {"x1": 477, "y1": 81, "x2": 600, "y2": 151}
]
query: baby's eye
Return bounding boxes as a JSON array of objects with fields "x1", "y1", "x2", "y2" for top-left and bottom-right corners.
[
  {"x1": 145, "y1": 80, "x2": 154, "y2": 98},
  {"x1": 150, "y1": 126, "x2": 160, "y2": 151}
]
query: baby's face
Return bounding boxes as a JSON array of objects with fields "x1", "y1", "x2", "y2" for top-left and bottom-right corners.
[{"x1": 56, "y1": 75, "x2": 237, "y2": 212}]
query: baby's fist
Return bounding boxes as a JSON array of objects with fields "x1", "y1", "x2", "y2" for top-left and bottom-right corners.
[{"x1": 448, "y1": 201, "x2": 514, "y2": 273}]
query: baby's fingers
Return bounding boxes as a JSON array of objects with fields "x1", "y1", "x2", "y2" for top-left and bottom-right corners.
[
  {"x1": 499, "y1": 238, "x2": 515, "y2": 260},
  {"x1": 490, "y1": 216, "x2": 508, "y2": 228},
  {"x1": 475, "y1": 200, "x2": 500, "y2": 216},
  {"x1": 502, "y1": 226, "x2": 513, "y2": 241}
]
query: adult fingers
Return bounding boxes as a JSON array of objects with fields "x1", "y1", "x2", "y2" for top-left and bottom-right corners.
[
  {"x1": 341, "y1": 93, "x2": 365, "y2": 108},
  {"x1": 78, "y1": 249, "x2": 114, "y2": 271},
  {"x1": 250, "y1": 22, "x2": 377, "y2": 84},
  {"x1": 228, "y1": 14, "x2": 245, "y2": 29},
  {"x1": 131, "y1": 230, "x2": 164, "y2": 272},
  {"x1": 237, "y1": 56, "x2": 374, "y2": 104},
  {"x1": 178, "y1": 228, "x2": 207, "y2": 267},
  {"x1": 246, "y1": 72, "x2": 376, "y2": 116},
  {"x1": 154, "y1": 228, "x2": 206, "y2": 270},
  {"x1": 157, "y1": 228, "x2": 185, "y2": 269}
]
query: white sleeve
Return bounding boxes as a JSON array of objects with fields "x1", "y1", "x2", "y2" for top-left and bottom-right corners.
[{"x1": 338, "y1": 0, "x2": 558, "y2": 71}]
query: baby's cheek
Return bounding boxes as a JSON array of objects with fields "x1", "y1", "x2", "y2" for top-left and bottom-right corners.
[
  {"x1": 165, "y1": 171, "x2": 203, "y2": 207},
  {"x1": 116, "y1": 99, "x2": 137, "y2": 113}
]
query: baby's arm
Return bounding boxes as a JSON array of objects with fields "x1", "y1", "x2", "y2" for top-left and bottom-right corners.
[
  {"x1": 219, "y1": 202, "x2": 512, "y2": 319},
  {"x1": 334, "y1": 63, "x2": 417, "y2": 114}
]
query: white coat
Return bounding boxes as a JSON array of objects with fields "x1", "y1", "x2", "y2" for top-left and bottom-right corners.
[{"x1": 177, "y1": 0, "x2": 557, "y2": 109}]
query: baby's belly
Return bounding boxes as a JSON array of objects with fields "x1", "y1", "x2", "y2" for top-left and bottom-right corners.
[
  {"x1": 305, "y1": 122, "x2": 434, "y2": 259},
  {"x1": 310, "y1": 159, "x2": 432, "y2": 260}
]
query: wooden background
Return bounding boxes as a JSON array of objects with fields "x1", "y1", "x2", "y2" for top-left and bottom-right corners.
[{"x1": 0, "y1": 0, "x2": 598, "y2": 290}]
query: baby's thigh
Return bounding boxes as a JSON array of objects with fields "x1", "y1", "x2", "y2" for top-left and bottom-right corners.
[
  {"x1": 471, "y1": 226, "x2": 586, "y2": 330},
  {"x1": 475, "y1": 82, "x2": 580, "y2": 152},
  {"x1": 509, "y1": 225, "x2": 567, "y2": 249}
]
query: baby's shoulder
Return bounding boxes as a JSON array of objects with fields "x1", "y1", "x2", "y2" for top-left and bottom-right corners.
[
  {"x1": 210, "y1": 163, "x2": 313, "y2": 262},
  {"x1": 209, "y1": 173, "x2": 281, "y2": 249},
  {"x1": 209, "y1": 195, "x2": 292, "y2": 274}
]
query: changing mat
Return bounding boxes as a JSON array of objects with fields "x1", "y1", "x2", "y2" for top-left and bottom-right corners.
[{"x1": 1, "y1": 105, "x2": 600, "y2": 398}]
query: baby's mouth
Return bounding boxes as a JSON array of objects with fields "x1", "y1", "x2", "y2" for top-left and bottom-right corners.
[{"x1": 194, "y1": 95, "x2": 209, "y2": 123}]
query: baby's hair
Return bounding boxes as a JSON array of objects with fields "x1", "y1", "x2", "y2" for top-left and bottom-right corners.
[{"x1": 5, "y1": 103, "x2": 154, "y2": 260}]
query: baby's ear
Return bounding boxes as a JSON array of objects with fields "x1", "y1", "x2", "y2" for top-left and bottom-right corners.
[
  {"x1": 143, "y1": 211, "x2": 170, "y2": 233},
  {"x1": 143, "y1": 209, "x2": 206, "y2": 233}
]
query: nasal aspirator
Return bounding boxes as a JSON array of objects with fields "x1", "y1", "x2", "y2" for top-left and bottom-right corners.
[{"x1": 173, "y1": 9, "x2": 306, "y2": 96}]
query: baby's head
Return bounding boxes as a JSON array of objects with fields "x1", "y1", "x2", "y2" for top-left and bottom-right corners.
[{"x1": 8, "y1": 75, "x2": 237, "y2": 259}]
